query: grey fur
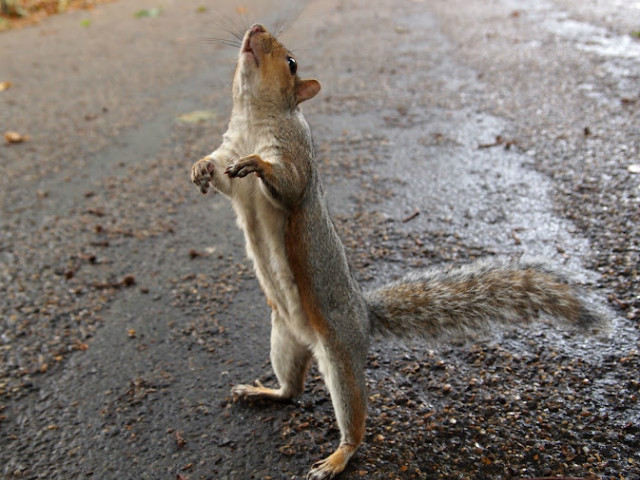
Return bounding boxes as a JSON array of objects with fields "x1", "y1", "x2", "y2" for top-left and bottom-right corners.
[{"x1": 365, "y1": 259, "x2": 603, "y2": 341}]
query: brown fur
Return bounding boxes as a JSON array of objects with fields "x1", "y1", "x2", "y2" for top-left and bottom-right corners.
[{"x1": 285, "y1": 207, "x2": 331, "y2": 338}]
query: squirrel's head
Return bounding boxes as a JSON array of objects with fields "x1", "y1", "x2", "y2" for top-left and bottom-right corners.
[{"x1": 233, "y1": 24, "x2": 321, "y2": 112}]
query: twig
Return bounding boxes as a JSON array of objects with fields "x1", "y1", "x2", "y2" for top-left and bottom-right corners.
[
  {"x1": 478, "y1": 135, "x2": 517, "y2": 150},
  {"x1": 402, "y1": 209, "x2": 420, "y2": 223},
  {"x1": 91, "y1": 274, "x2": 136, "y2": 290}
]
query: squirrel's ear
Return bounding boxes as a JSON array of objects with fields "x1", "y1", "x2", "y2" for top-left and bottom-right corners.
[{"x1": 295, "y1": 79, "x2": 321, "y2": 104}]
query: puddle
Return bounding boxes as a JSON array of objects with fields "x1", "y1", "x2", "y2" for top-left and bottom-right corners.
[
  {"x1": 320, "y1": 2, "x2": 638, "y2": 371},
  {"x1": 379, "y1": 107, "x2": 594, "y2": 271},
  {"x1": 604, "y1": 0, "x2": 640, "y2": 10},
  {"x1": 543, "y1": 15, "x2": 640, "y2": 59},
  {"x1": 502, "y1": 0, "x2": 640, "y2": 99}
]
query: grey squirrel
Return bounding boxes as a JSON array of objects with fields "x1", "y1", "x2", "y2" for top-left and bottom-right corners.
[{"x1": 190, "y1": 24, "x2": 601, "y2": 480}]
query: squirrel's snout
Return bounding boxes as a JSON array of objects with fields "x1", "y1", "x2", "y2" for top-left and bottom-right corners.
[{"x1": 249, "y1": 24, "x2": 266, "y2": 35}]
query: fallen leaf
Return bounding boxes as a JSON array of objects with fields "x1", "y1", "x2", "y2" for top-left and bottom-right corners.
[
  {"x1": 134, "y1": 7, "x2": 161, "y2": 18},
  {"x1": 74, "y1": 340, "x2": 89, "y2": 351},
  {"x1": 0, "y1": 81, "x2": 11, "y2": 92},
  {"x1": 189, "y1": 249, "x2": 206, "y2": 259},
  {"x1": 176, "y1": 110, "x2": 218, "y2": 124},
  {"x1": 3, "y1": 2, "x2": 28, "y2": 17},
  {"x1": 175, "y1": 431, "x2": 186, "y2": 447},
  {"x1": 236, "y1": 6, "x2": 248, "y2": 14},
  {"x1": 4, "y1": 131, "x2": 28, "y2": 143}
]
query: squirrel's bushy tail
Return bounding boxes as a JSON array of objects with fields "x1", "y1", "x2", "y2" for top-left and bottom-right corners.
[{"x1": 364, "y1": 260, "x2": 602, "y2": 341}]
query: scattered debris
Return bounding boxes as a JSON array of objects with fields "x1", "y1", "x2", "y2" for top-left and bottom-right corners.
[
  {"x1": 511, "y1": 228, "x2": 523, "y2": 245},
  {"x1": 478, "y1": 135, "x2": 517, "y2": 150},
  {"x1": 91, "y1": 274, "x2": 136, "y2": 290},
  {"x1": 85, "y1": 208, "x2": 106, "y2": 217},
  {"x1": 188, "y1": 249, "x2": 208, "y2": 259}
]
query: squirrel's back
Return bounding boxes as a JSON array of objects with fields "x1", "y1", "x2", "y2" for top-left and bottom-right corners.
[{"x1": 365, "y1": 259, "x2": 603, "y2": 341}]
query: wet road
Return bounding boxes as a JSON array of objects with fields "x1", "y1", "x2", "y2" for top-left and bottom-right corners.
[{"x1": 1, "y1": 0, "x2": 639, "y2": 479}]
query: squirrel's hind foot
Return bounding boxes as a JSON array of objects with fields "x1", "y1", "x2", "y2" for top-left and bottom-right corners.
[
  {"x1": 231, "y1": 381, "x2": 292, "y2": 403},
  {"x1": 307, "y1": 443, "x2": 357, "y2": 480}
]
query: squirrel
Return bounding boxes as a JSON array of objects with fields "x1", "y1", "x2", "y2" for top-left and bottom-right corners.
[{"x1": 190, "y1": 24, "x2": 602, "y2": 480}]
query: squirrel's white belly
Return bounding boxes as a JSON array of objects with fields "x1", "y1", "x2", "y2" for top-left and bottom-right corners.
[{"x1": 231, "y1": 183, "x2": 314, "y2": 343}]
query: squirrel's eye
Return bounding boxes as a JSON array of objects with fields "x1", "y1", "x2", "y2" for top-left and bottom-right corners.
[{"x1": 287, "y1": 56, "x2": 297, "y2": 75}]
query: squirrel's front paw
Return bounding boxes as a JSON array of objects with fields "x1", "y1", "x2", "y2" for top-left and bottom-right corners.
[
  {"x1": 225, "y1": 154, "x2": 266, "y2": 179},
  {"x1": 191, "y1": 156, "x2": 216, "y2": 194}
]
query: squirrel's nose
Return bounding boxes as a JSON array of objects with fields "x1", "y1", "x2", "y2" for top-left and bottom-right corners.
[{"x1": 249, "y1": 24, "x2": 266, "y2": 35}]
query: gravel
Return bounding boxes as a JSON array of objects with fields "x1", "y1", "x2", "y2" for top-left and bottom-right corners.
[{"x1": 1, "y1": 0, "x2": 638, "y2": 479}]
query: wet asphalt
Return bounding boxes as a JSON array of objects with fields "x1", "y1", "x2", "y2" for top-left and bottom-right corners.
[{"x1": 1, "y1": 0, "x2": 639, "y2": 479}]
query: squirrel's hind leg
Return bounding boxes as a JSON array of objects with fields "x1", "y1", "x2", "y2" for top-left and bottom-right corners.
[
  {"x1": 232, "y1": 312, "x2": 312, "y2": 402},
  {"x1": 307, "y1": 343, "x2": 367, "y2": 480}
]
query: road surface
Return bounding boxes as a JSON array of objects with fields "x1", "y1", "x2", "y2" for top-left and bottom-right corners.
[{"x1": 1, "y1": 0, "x2": 639, "y2": 478}]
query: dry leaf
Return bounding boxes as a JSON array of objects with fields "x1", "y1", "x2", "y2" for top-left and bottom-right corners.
[
  {"x1": 176, "y1": 110, "x2": 217, "y2": 124},
  {"x1": 4, "y1": 131, "x2": 28, "y2": 143},
  {"x1": 0, "y1": 81, "x2": 11, "y2": 92},
  {"x1": 175, "y1": 430, "x2": 187, "y2": 448}
]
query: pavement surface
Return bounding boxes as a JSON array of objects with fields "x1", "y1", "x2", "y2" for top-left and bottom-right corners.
[{"x1": 1, "y1": 0, "x2": 639, "y2": 479}]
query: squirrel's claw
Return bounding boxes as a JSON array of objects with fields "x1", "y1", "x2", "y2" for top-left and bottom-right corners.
[
  {"x1": 307, "y1": 458, "x2": 339, "y2": 480},
  {"x1": 307, "y1": 444, "x2": 356, "y2": 480},
  {"x1": 225, "y1": 154, "x2": 264, "y2": 179}
]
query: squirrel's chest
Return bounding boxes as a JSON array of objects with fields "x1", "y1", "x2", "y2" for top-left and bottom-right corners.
[{"x1": 232, "y1": 192, "x2": 302, "y2": 316}]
